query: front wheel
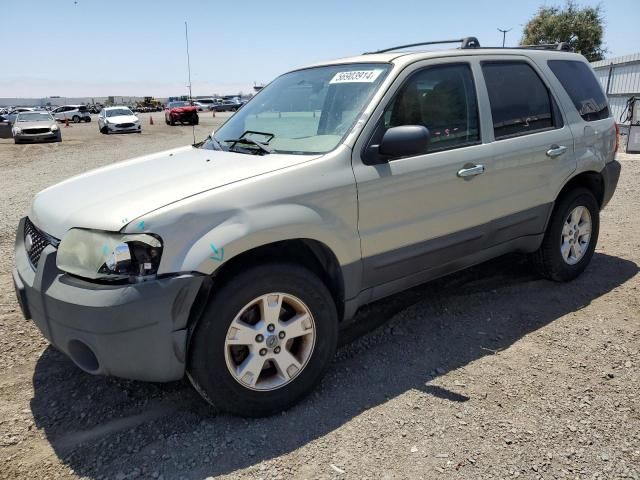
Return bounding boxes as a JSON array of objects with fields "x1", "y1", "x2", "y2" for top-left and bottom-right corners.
[
  {"x1": 529, "y1": 188, "x2": 599, "y2": 282},
  {"x1": 188, "y1": 263, "x2": 338, "y2": 417},
  {"x1": 72, "y1": 115, "x2": 80, "y2": 123}
]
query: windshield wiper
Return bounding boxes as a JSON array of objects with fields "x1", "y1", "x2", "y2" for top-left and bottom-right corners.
[
  {"x1": 224, "y1": 137, "x2": 273, "y2": 154},
  {"x1": 193, "y1": 134, "x2": 223, "y2": 150}
]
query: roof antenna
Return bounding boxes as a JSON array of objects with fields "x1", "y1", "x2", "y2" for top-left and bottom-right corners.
[
  {"x1": 185, "y1": 21, "x2": 196, "y2": 145},
  {"x1": 497, "y1": 28, "x2": 512, "y2": 48}
]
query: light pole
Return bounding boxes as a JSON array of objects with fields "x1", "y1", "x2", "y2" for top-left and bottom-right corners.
[{"x1": 498, "y1": 27, "x2": 512, "y2": 48}]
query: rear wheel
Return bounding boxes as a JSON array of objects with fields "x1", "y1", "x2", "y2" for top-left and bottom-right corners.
[
  {"x1": 192, "y1": 115, "x2": 199, "y2": 125},
  {"x1": 529, "y1": 188, "x2": 599, "y2": 282},
  {"x1": 188, "y1": 263, "x2": 338, "y2": 417}
]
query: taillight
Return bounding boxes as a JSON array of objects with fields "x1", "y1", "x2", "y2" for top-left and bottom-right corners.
[{"x1": 614, "y1": 123, "x2": 620, "y2": 153}]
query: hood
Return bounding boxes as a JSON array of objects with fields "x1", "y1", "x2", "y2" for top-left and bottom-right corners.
[
  {"x1": 14, "y1": 120, "x2": 56, "y2": 129},
  {"x1": 30, "y1": 146, "x2": 318, "y2": 239},
  {"x1": 169, "y1": 106, "x2": 197, "y2": 114},
  {"x1": 106, "y1": 114, "x2": 138, "y2": 123}
]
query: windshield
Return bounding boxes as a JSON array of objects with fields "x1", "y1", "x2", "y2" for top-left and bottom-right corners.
[
  {"x1": 106, "y1": 108, "x2": 133, "y2": 117},
  {"x1": 17, "y1": 112, "x2": 53, "y2": 122},
  {"x1": 205, "y1": 63, "x2": 390, "y2": 154},
  {"x1": 197, "y1": 99, "x2": 214, "y2": 104},
  {"x1": 169, "y1": 101, "x2": 190, "y2": 108}
]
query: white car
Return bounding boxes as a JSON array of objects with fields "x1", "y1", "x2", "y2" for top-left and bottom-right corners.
[
  {"x1": 51, "y1": 105, "x2": 91, "y2": 123},
  {"x1": 98, "y1": 106, "x2": 141, "y2": 134},
  {"x1": 193, "y1": 99, "x2": 218, "y2": 111}
]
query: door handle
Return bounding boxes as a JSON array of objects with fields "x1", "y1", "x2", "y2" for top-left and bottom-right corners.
[
  {"x1": 546, "y1": 144, "x2": 567, "y2": 158},
  {"x1": 457, "y1": 164, "x2": 485, "y2": 178}
]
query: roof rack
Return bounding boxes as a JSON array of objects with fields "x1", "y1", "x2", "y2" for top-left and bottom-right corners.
[
  {"x1": 363, "y1": 37, "x2": 480, "y2": 55},
  {"x1": 517, "y1": 42, "x2": 572, "y2": 51}
]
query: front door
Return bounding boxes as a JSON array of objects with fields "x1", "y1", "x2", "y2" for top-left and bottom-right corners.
[{"x1": 352, "y1": 59, "x2": 497, "y2": 290}]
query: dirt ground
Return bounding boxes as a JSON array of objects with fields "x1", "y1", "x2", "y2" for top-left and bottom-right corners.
[{"x1": 0, "y1": 114, "x2": 638, "y2": 480}]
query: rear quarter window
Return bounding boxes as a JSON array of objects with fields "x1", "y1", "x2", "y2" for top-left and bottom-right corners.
[{"x1": 547, "y1": 60, "x2": 609, "y2": 122}]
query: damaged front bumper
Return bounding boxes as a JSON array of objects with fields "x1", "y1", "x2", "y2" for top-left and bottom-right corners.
[{"x1": 13, "y1": 217, "x2": 205, "y2": 382}]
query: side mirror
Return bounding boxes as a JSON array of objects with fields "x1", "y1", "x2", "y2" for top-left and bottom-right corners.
[
  {"x1": 379, "y1": 125, "x2": 430, "y2": 158},
  {"x1": 366, "y1": 125, "x2": 430, "y2": 164}
]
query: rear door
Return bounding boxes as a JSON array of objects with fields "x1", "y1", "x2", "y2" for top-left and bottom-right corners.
[{"x1": 478, "y1": 57, "x2": 576, "y2": 222}]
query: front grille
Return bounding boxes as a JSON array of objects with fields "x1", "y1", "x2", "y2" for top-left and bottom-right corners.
[
  {"x1": 24, "y1": 128, "x2": 51, "y2": 134},
  {"x1": 117, "y1": 123, "x2": 135, "y2": 128},
  {"x1": 24, "y1": 218, "x2": 59, "y2": 269}
]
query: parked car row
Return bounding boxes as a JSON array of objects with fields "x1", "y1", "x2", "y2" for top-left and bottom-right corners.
[
  {"x1": 0, "y1": 105, "x2": 91, "y2": 124},
  {"x1": 1, "y1": 95, "x2": 245, "y2": 141},
  {"x1": 192, "y1": 97, "x2": 245, "y2": 112}
]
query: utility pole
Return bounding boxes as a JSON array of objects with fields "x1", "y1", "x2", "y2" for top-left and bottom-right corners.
[
  {"x1": 185, "y1": 21, "x2": 193, "y2": 101},
  {"x1": 497, "y1": 27, "x2": 512, "y2": 48}
]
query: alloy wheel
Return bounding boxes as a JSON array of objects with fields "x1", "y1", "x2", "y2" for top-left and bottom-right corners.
[{"x1": 224, "y1": 293, "x2": 316, "y2": 391}]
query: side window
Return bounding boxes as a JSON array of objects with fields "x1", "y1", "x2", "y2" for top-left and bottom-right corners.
[
  {"x1": 548, "y1": 60, "x2": 609, "y2": 121},
  {"x1": 383, "y1": 63, "x2": 480, "y2": 153},
  {"x1": 482, "y1": 61, "x2": 558, "y2": 139}
]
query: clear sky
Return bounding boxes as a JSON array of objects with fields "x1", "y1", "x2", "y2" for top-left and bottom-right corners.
[{"x1": 1, "y1": 0, "x2": 638, "y2": 98}]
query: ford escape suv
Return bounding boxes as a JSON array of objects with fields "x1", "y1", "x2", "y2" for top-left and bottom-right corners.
[{"x1": 13, "y1": 37, "x2": 621, "y2": 416}]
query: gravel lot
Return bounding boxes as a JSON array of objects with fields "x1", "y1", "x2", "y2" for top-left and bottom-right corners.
[{"x1": 0, "y1": 115, "x2": 638, "y2": 480}]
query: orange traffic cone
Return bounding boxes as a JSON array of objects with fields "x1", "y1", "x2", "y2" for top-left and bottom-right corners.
[
  {"x1": 149, "y1": 116, "x2": 154, "y2": 125},
  {"x1": 64, "y1": 118, "x2": 71, "y2": 127}
]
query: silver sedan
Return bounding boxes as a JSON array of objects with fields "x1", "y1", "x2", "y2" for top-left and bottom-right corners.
[{"x1": 12, "y1": 111, "x2": 61, "y2": 144}]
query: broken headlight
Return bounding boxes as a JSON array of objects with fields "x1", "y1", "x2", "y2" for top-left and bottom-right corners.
[{"x1": 56, "y1": 228, "x2": 163, "y2": 281}]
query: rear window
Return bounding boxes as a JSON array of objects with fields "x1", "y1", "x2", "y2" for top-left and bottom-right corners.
[
  {"x1": 78, "y1": 106, "x2": 87, "y2": 112},
  {"x1": 481, "y1": 61, "x2": 556, "y2": 139},
  {"x1": 547, "y1": 60, "x2": 609, "y2": 122}
]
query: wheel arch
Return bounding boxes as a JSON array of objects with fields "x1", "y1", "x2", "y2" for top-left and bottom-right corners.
[
  {"x1": 210, "y1": 239, "x2": 345, "y2": 318},
  {"x1": 555, "y1": 170, "x2": 604, "y2": 209},
  {"x1": 183, "y1": 238, "x2": 351, "y2": 341}
]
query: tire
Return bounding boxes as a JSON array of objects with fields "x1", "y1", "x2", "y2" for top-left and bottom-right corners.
[
  {"x1": 170, "y1": 117, "x2": 175, "y2": 126},
  {"x1": 188, "y1": 263, "x2": 338, "y2": 417},
  {"x1": 85, "y1": 117, "x2": 91, "y2": 123},
  {"x1": 72, "y1": 115, "x2": 80, "y2": 123},
  {"x1": 192, "y1": 115, "x2": 199, "y2": 125},
  {"x1": 529, "y1": 188, "x2": 599, "y2": 282}
]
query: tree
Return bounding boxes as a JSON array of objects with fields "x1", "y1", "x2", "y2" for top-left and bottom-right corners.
[{"x1": 521, "y1": 1, "x2": 606, "y2": 61}]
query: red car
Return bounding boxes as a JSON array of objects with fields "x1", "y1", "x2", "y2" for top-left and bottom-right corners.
[{"x1": 164, "y1": 101, "x2": 199, "y2": 126}]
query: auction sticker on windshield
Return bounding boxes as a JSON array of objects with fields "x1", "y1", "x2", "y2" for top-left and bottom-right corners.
[{"x1": 329, "y1": 69, "x2": 384, "y2": 84}]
